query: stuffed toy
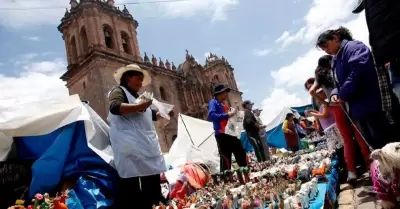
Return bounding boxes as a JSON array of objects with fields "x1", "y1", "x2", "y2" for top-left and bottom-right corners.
[
  {"x1": 311, "y1": 162, "x2": 327, "y2": 177},
  {"x1": 370, "y1": 142, "x2": 400, "y2": 209}
]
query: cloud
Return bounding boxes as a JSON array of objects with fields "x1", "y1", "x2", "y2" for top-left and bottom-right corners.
[
  {"x1": 0, "y1": 58, "x2": 69, "y2": 108},
  {"x1": 0, "y1": 0, "x2": 66, "y2": 27},
  {"x1": 271, "y1": 49, "x2": 324, "y2": 87},
  {"x1": 260, "y1": 88, "x2": 308, "y2": 125},
  {"x1": 252, "y1": 48, "x2": 271, "y2": 57},
  {"x1": 259, "y1": 0, "x2": 369, "y2": 123},
  {"x1": 160, "y1": 0, "x2": 239, "y2": 21},
  {"x1": 24, "y1": 36, "x2": 41, "y2": 41},
  {"x1": 0, "y1": 0, "x2": 237, "y2": 27},
  {"x1": 275, "y1": 31, "x2": 289, "y2": 43},
  {"x1": 274, "y1": 0, "x2": 359, "y2": 49},
  {"x1": 22, "y1": 53, "x2": 39, "y2": 60},
  {"x1": 271, "y1": 13, "x2": 368, "y2": 88}
]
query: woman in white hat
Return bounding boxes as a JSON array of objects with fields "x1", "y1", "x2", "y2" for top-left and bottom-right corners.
[{"x1": 108, "y1": 64, "x2": 172, "y2": 209}]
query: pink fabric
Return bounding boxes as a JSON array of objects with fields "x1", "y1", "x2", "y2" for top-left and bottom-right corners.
[{"x1": 370, "y1": 160, "x2": 400, "y2": 202}]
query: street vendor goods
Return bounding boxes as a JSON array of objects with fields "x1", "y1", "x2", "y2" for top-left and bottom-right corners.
[
  {"x1": 8, "y1": 191, "x2": 70, "y2": 209},
  {"x1": 167, "y1": 149, "x2": 334, "y2": 209}
]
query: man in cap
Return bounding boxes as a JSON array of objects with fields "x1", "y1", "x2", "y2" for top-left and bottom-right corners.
[
  {"x1": 253, "y1": 108, "x2": 270, "y2": 161},
  {"x1": 208, "y1": 85, "x2": 248, "y2": 172},
  {"x1": 243, "y1": 100, "x2": 266, "y2": 162},
  {"x1": 352, "y1": 0, "x2": 400, "y2": 73}
]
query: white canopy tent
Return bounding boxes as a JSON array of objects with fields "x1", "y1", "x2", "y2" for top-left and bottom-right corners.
[
  {"x1": 0, "y1": 95, "x2": 113, "y2": 163},
  {"x1": 264, "y1": 106, "x2": 301, "y2": 132},
  {"x1": 164, "y1": 114, "x2": 220, "y2": 172}
]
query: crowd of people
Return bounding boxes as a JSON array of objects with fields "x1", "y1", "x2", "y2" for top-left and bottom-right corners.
[
  {"x1": 100, "y1": 1, "x2": 400, "y2": 207},
  {"x1": 302, "y1": 23, "x2": 400, "y2": 207}
]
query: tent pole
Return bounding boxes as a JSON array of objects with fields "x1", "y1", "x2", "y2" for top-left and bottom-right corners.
[
  {"x1": 179, "y1": 114, "x2": 195, "y2": 145},
  {"x1": 197, "y1": 131, "x2": 215, "y2": 147}
]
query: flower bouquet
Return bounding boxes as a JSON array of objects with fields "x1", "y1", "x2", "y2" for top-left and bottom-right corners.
[{"x1": 8, "y1": 191, "x2": 69, "y2": 209}]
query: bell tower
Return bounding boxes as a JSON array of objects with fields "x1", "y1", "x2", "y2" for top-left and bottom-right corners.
[
  {"x1": 58, "y1": 0, "x2": 142, "y2": 118},
  {"x1": 203, "y1": 53, "x2": 242, "y2": 108}
]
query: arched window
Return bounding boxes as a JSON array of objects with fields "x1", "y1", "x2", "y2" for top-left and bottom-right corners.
[
  {"x1": 171, "y1": 135, "x2": 177, "y2": 144},
  {"x1": 160, "y1": 86, "x2": 168, "y2": 101},
  {"x1": 80, "y1": 27, "x2": 88, "y2": 55},
  {"x1": 103, "y1": 25, "x2": 114, "y2": 49},
  {"x1": 214, "y1": 75, "x2": 219, "y2": 82},
  {"x1": 70, "y1": 36, "x2": 78, "y2": 63},
  {"x1": 121, "y1": 32, "x2": 132, "y2": 54},
  {"x1": 83, "y1": 81, "x2": 86, "y2": 89}
]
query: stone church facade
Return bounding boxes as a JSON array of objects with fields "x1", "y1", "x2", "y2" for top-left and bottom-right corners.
[{"x1": 58, "y1": 0, "x2": 243, "y2": 152}]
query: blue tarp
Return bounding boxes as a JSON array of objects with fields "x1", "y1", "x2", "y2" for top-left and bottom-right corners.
[
  {"x1": 262, "y1": 104, "x2": 312, "y2": 149},
  {"x1": 266, "y1": 123, "x2": 287, "y2": 149},
  {"x1": 292, "y1": 104, "x2": 313, "y2": 117},
  {"x1": 240, "y1": 130, "x2": 301, "y2": 151},
  {"x1": 15, "y1": 121, "x2": 117, "y2": 208},
  {"x1": 240, "y1": 132, "x2": 255, "y2": 152}
]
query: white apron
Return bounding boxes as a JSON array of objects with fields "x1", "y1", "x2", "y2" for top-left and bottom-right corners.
[{"x1": 107, "y1": 86, "x2": 167, "y2": 178}]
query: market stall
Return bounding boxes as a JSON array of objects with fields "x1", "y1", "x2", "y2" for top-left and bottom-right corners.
[
  {"x1": 160, "y1": 148, "x2": 339, "y2": 209},
  {"x1": 0, "y1": 95, "x2": 117, "y2": 209}
]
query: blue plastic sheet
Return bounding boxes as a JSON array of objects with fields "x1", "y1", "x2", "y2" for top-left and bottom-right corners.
[
  {"x1": 240, "y1": 132, "x2": 255, "y2": 153},
  {"x1": 16, "y1": 121, "x2": 117, "y2": 208},
  {"x1": 309, "y1": 157, "x2": 339, "y2": 209},
  {"x1": 66, "y1": 190, "x2": 84, "y2": 209},
  {"x1": 242, "y1": 129, "x2": 302, "y2": 151},
  {"x1": 69, "y1": 175, "x2": 115, "y2": 209},
  {"x1": 292, "y1": 104, "x2": 313, "y2": 117},
  {"x1": 266, "y1": 123, "x2": 287, "y2": 149}
]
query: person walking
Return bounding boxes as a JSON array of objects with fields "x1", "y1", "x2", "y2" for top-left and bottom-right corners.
[
  {"x1": 208, "y1": 85, "x2": 248, "y2": 172},
  {"x1": 108, "y1": 64, "x2": 173, "y2": 209},
  {"x1": 243, "y1": 101, "x2": 266, "y2": 162}
]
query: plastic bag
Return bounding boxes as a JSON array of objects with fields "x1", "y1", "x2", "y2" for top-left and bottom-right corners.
[
  {"x1": 185, "y1": 145, "x2": 220, "y2": 174},
  {"x1": 225, "y1": 109, "x2": 244, "y2": 138},
  {"x1": 152, "y1": 98, "x2": 174, "y2": 120},
  {"x1": 134, "y1": 91, "x2": 153, "y2": 104}
]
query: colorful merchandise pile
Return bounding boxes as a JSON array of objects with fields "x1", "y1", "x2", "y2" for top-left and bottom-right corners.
[
  {"x1": 8, "y1": 191, "x2": 70, "y2": 209},
  {"x1": 162, "y1": 149, "x2": 337, "y2": 209}
]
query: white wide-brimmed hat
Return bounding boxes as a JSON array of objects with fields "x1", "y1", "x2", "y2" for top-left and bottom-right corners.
[{"x1": 114, "y1": 64, "x2": 151, "y2": 86}]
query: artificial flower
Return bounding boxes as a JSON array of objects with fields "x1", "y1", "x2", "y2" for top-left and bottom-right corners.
[{"x1": 35, "y1": 194, "x2": 44, "y2": 201}]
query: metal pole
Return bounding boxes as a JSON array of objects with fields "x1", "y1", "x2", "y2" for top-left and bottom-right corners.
[{"x1": 179, "y1": 114, "x2": 195, "y2": 145}]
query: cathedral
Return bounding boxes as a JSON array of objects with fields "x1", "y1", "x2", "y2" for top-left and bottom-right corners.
[{"x1": 58, "y1": 0, "x2": 243, "y2": 151}]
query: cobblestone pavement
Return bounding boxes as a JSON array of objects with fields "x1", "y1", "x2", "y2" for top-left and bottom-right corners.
[{"x1": 337, "y1": 173, "x2": 383, "y2": 209}]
